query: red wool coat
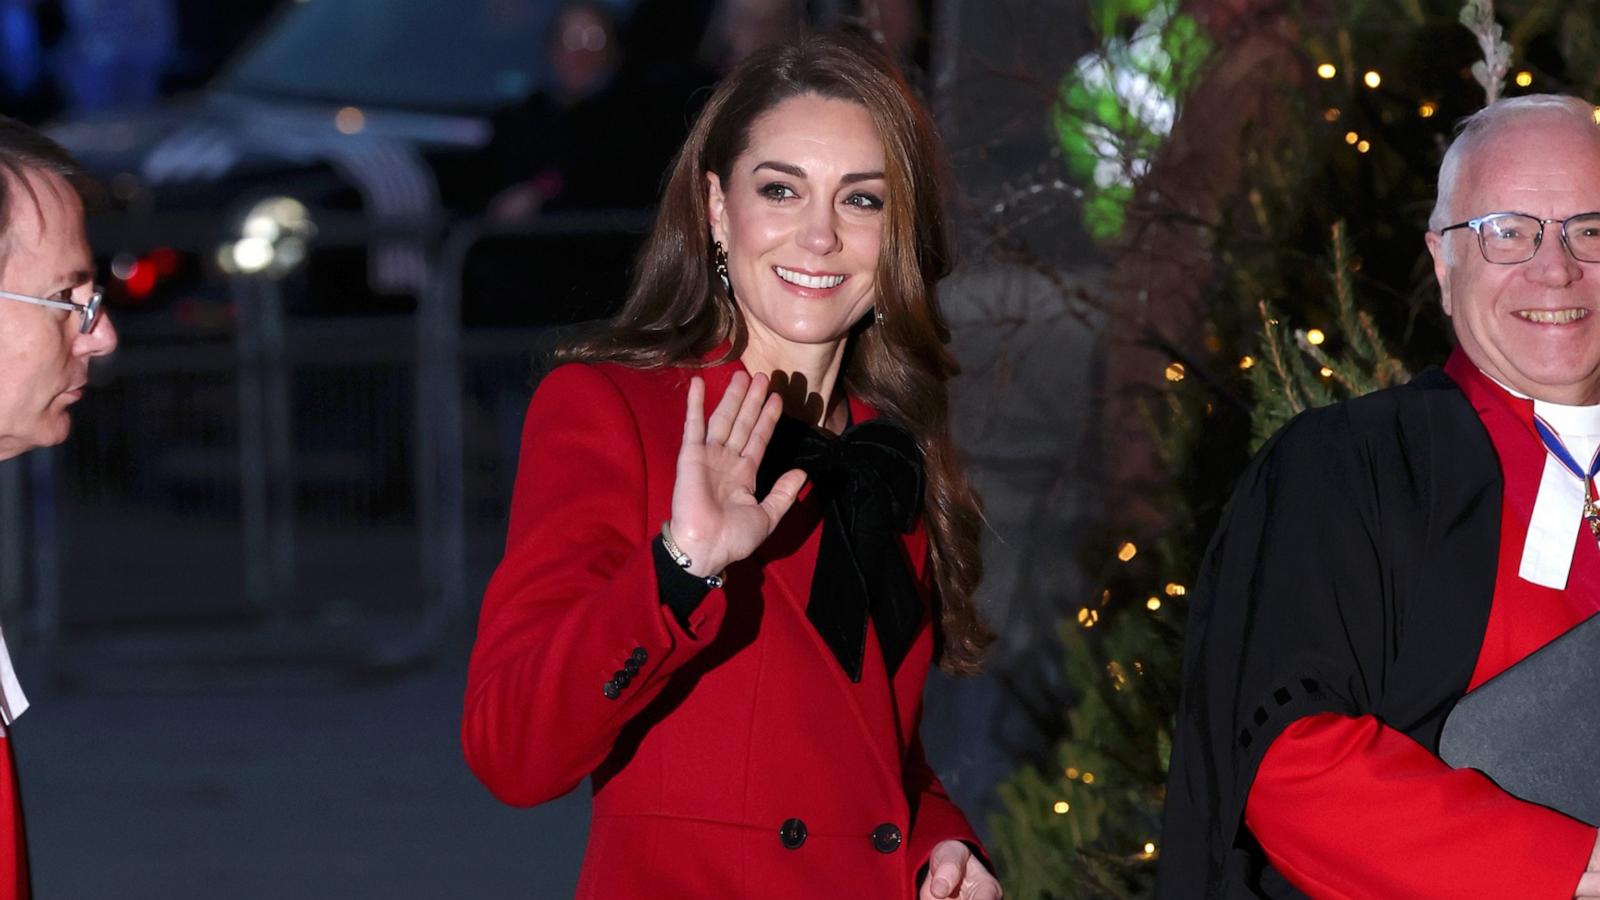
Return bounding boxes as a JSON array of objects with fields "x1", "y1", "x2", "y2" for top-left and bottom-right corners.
[{"x1": 462, "y1": 354, "x2": 980, "y2": 899}]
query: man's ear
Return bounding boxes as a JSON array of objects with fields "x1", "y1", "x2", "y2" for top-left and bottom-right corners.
[
  {"x1": 1425, "y1": 230, "x2": 1454, "y2": 316},
  {"x1": 705, "y1": 171, "x2": 728, "y2": 247}
]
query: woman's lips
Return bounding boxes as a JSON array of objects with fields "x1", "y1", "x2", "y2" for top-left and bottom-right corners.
[{"x1": 774, "y1": 265, "x2": 847, "y2": 290}]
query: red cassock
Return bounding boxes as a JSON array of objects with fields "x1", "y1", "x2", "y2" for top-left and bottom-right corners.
[
  {"x1": 0, "y1": 731, "x2": 26, "y2": 899},
  {"x1": 462, "y1": 354, "x2": 980, "y2": 899},
  {"x1": 1246, "y1": 354, "x2": 1598, "y2": 898}
]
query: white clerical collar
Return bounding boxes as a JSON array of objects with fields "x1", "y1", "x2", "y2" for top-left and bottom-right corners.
[
  {"x1": 1531, "y1": 399, "x2": 1600, "y2": 439},
  {"x1": 1480, "y1": 367, "x2": 1600, "y2": 589},
  {"x1": 1481, "y1": 370, "x2": 1600, "y2": 433},
  {"x1": 0, "y1": 623, "x2": 27, "y2": 729}
]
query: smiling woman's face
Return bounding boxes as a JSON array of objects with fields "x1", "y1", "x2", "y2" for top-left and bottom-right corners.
[{"x1": 706, "y1": 93, "x2": 886, "y2": 368}]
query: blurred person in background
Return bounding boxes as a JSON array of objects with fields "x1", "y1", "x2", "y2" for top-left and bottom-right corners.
[
  {"x1": 488, "y1": 0, "x2": 660, "y2": 221},
  {"x1": 475, "y1": 0, "x2": 720, "y2": 325},
  {"x1": 855, "y1": 0, "x2": 929, "y2": 78},
  {"x1": 0, "y1": 114, "x2": 117, "y2": 899},
  {"x1": 463, "y1": 31, "x2": 1002, "y2": 900},
  {"x1": 616, "y1": 0, "x2": 718, "y2": 104},
  {"x1": 698, "y1": 0, "x2": 798, "y2": 75}
]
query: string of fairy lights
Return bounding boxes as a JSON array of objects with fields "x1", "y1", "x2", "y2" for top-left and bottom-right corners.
[
  {"x1": 1313, "y1": 60, "x2": 1565, "y2": 155},
  {"x1": 1171, "y1": 50, "x2": 1600, "y2": 397},
  {"x1": 1055, "y1": 528, "x2": 1186, "y2": 858},
  {"x1": 1054, "y1": 55, "x2": 1477, "y2": 857}
]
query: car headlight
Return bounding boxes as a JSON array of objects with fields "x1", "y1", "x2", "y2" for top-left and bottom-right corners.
[{"x1": 218, "y1": 196, "x2": 316, "y2": 278}]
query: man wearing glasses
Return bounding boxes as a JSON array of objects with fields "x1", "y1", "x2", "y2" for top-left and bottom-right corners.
[
  {"x1": 1159, "y1": 95, "x2": 1600, "y2": 898},
  {"x1": 0, "y1": 114, "x2": 115, "y2": 899}
]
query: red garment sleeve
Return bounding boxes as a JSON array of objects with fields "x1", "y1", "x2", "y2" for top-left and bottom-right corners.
[
  {"x1": 0, "y1": 735, "x2": 25, "y2": 900},
  {"x1": 1246, "y1": 712, "x2": 1595, "y2": 899},
  {"x1": 461, "y1": 365, "x2": 729, "y2": 808}
]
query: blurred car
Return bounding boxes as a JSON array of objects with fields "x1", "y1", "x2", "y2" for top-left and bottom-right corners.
[{"x1": 48, "y1": 0, "x2": 664, "y2": 327}]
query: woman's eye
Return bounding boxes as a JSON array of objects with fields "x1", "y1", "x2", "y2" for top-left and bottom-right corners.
[
  {"x1": 844, "y1": 191, "x2": 884, "y2": 211},
  {"x1": 759, "y1": 183, "x2": 797, "y2": 201}
]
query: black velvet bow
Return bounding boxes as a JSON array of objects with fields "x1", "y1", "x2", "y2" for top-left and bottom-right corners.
[{"x1": 756, "y1": 415, "x2": 925, "y2": 682}]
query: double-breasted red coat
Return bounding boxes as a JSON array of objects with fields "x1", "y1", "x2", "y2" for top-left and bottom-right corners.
[{"x1": 462, "y1": 353, "x2": 981, "y2": 899}]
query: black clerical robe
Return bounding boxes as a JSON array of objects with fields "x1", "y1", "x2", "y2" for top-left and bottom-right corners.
[{"x1": 1157, "y1": 367, "x2": 1506, "y2": 897}]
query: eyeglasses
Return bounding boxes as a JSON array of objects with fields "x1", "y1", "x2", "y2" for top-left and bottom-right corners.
[
  {"x1": 1437, "y1": 211, "x2": 1600, "y2": 264},
  {"x1": 0, "y1": 286, "x2": 104, "y2": 334}
]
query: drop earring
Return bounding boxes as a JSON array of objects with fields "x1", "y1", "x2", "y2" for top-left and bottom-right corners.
[
  {"x1": 874, "y1": 305, "x2": 886, "y2": 326},
  {"x1": 713, "y1": 241, "x2": 732, "y2": 295}
]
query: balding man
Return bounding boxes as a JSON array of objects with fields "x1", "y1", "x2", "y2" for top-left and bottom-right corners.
[
  {"x1": 1159, "y1": 95, "x2": 1600, "y2": 897},
  {"x1": 0, "y1": 114, "x2": 116, "y2": 898}
]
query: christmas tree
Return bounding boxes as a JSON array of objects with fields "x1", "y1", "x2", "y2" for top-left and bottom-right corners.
[{"x1": 988, "y1": 1, "x2": 1600, "y2": 896}]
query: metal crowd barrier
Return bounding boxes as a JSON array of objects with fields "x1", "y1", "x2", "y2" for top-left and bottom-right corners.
[{"x1": 1, "y1": 208, "x2": 652, "y2": 683}]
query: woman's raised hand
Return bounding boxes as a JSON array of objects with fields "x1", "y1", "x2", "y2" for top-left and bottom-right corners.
[{"x1": 667, "y1": 372, "x2": 808, "y2": 577}]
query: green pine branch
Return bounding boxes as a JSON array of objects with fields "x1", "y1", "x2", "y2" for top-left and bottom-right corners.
[
  {"x1": 1249, "y1": 222, "x2": 1408, "y2": 447},
  {"x1": 1461, "y1": 0, "x2": 1512, "y2": 105}
]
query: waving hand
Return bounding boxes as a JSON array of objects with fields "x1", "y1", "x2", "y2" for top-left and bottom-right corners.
[{"x1": 667, "y1": 372, "x2": 807, "y2": 577}]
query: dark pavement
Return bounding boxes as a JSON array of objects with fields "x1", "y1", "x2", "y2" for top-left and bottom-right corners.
[{"x1": 15, "y1": 640, "x2": 591, "y2": 899}]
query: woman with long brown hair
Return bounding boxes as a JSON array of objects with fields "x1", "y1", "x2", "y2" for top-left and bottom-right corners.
[{"x1": 463, "y1": 30, "x2": 999, "y2": 900}]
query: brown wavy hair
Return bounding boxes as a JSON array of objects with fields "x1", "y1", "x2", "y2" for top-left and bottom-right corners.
[{"x1": 561, "y1": 30, "x2": 993, "y2": 675}]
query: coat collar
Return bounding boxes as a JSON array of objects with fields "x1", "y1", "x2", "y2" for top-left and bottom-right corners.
[{"x1": 689, "y1": 340, "x2": 878, "y2": 428}]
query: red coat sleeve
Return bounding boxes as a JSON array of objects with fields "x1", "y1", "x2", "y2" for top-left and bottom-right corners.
[
  {"x1": 461, "y1": 364, "x2": 728, "y2": 807},
  {"x1": 1246, "y1": 712, "x2": 1596, "y2": 899}
]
